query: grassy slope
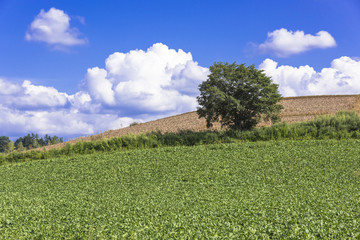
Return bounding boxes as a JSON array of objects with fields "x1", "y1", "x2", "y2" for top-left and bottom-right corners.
[{"x1": 1, "y1": 140, "x2": 360, "y2": 239}]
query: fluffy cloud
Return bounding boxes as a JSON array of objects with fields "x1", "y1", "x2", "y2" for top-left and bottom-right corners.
[
  {"x1": 2, "y1": 43, "x2": 360, "y2": 140},
  {"x1": 260, "y1": 56, "x2": 360, "y2": 96},
  {"x1": 2, "y1": 41, "x2": 359, "y2": 140},
  {"x1": 0, "y1": 105, "x2": 91, "y2": 137},
  {"x1": 0, "y1": 80, "x2": 69, "y2": 109},
  {"x1": 18, "y1": 80, "x2": 69, "y2": 108},
  {"x1": 84, "y1": 43, "x2": 209, "y2": 115},
  {"x1": 258, "y1": 28, "x2": 336, "y2": 57},
  {"x1": 0, "y1": 78, "x2": 21, "y2": 95},
  {"x1": 0, "y1": 101, "x2": 138, "y2": 139},
  {"x1": 25, "y1": 8, "x2": 87, "y2": 47},
  {"x1": 0, "y1": 78, "x2": 127, "y2": 138},
  {"x1": 0, "y1": 43, "x2": 209, "y2": 139},
  {"x1": 85, "y1": 67, "x2": 115, "y2": 105}
]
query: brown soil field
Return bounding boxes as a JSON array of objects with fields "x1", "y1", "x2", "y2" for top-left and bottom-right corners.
[{"x1": 43, "y1": 94, "x2": 360, "y2": 150}]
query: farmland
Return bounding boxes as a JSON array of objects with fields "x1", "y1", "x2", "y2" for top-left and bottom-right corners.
[{"x1": 1, "y1": 140, "x2": 360, "y2": 238}]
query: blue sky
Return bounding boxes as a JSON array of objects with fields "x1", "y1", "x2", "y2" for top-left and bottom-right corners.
[{"x1": 1, "y1": 0, "x2": 360, "y2": 139}]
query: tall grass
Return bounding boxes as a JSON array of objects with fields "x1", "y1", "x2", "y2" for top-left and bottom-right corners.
[{"x1": 1, "y1": 111, "x2": 360, "y2": 165}]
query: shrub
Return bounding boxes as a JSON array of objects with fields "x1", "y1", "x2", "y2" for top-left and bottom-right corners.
[{"x1": 130, "y1": 122, "x2": 140, "y2": 127}]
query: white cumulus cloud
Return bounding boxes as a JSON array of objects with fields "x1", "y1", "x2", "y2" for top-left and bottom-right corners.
[
  {"x1": 258, "y1": 28, "x2": 336, "y2": 57},
  {"x1": 0, "y1": 105, "x2": 93, "y2": 137},
  {"x1": 0, "y1": 79, "x2": 69, "y2": 109},
  {"x1": 0, "y1": 43, "x2": 209, "y2": 139},
  {"x1": 2, "y1": 41, "x2": 359, "y2": 140},
  {"x1": 85, "y1": 67, "x2": 115, "y2": 105},
  {"x1": 25, "y1": 7, "x2": 87, "y2": 47},
  {"x1": 0, "y1": 78, "x2": 21, "y2": 95},
  {"x1": 84, "y1": 43, "x2": 209, "y2": 115},
  {"x1": 260, "y1": 56, "x2": 360, "y2": 97},
  {"x1": 18, "y1": 80, "x2": 69, "y2": 108},
  {"x1": 0, "y1": 79, "x2": 96, "y2": 138}
]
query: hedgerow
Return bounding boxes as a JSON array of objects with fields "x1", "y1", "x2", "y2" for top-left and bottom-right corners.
[{"x1": 1, "y1": 111, "x2": 360, "y2": 165}]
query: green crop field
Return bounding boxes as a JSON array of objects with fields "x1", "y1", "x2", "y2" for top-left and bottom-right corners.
[{"x1": 1, "y1": 140, "x2": 360, "y2": 239}]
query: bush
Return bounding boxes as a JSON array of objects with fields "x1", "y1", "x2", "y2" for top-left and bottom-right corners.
[{"x1": 130, "y1": 122, "x2": 140, "y2": 127}]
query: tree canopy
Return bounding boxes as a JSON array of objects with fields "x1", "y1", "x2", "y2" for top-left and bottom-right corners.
[
  {"x1": 197, "y1": 62, "x2": 283, "y2": 131},
  {"x1": 14, "y1": 133, "x2": 63, "y2": 150},
  {"x1": 0, "y1": 136, "x2": 10, "y2": 153}
]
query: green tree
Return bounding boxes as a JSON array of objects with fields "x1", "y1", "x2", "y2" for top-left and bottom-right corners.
[
  {"x1": 32, "y1": 139, "x2": 39, "y2": 149},
  {"x1": 16, "y1": 142, "x2": 25, "y2": 152},
  {"x1": 14, "y1": 133, "x2": 64, "y2": 149},
  {"x1": 5, "y1": 141, "x2": 15, "y2": 153},
  {"x1": 197, "y1": 62, "x2": 283, "y2": 131},
  {"x1": 0, "y1": 136, "x2": 10, "y2": 153},
  {"x1": 50, "y1": 136, "x2": 62, "y2": 145}
]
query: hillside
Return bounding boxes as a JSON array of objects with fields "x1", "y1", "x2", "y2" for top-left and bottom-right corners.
[{"x1": 44, "y1": 94, "x2": 360, "y2": 150}]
